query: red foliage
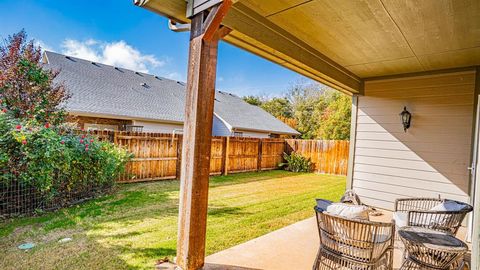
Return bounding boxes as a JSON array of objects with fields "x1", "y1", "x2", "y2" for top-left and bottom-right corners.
[{"x1": 0, "y1": 30, "x2": 70, "y2": 124}]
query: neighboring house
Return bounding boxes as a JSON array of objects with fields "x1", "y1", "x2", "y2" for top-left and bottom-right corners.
[{"x1": 42, "y1": 51, "x2": 299, "y2": 138}]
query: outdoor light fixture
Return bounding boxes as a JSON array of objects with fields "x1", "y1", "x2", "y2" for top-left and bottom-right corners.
[{"x1": 400, "y1": 106, "x2": 411, "y2": 132}]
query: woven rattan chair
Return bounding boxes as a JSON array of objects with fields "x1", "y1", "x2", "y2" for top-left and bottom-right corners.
[
  {"x1": 394, "y1": 198, "x2": 473, "y2": 235},
  {"x1": 313, "y1": 207, "x2": 395, "y2": 270}
]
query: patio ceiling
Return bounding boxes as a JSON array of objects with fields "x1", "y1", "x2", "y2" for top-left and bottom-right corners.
[{"x1": 135, "y1": 0, "x2": 480, "y2": 95}]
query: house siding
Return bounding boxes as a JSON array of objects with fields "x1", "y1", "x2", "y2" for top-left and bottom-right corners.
[
  {"x1": 212, "y1": 115, "x2": 232, "y2": 136},
  {"x1": 212, "y1": 115, "x2": 272, "y2": 138},
  {"x1": 352, "y1": 70, "x2": 476, "y2": 210},
  {"x1": 69, "y1": 114, "x2": 277, "y2": 137},
  {"x1": 236, "y1": 130, "x2": 270, "y2": 138},
  {"x1": 132, "y1": 120, "x2": 183, "y2": 133}
]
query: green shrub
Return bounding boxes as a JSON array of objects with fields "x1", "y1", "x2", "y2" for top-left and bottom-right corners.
[
  {"x1": 279, "y1": 152, "x2": 312, "y2": 173},
  {"x1": 0, "y1": 31, "x2": 132, "y2": 215},
  {"x1": 0, "y1": 109, "x2": 132, "y2": 213}
]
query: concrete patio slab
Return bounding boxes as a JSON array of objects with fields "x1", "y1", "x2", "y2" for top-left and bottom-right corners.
[
  {"x1": 205, "y1": 210, "x2": 470, "y2": 270},
  {"x1": 206, "y1": 217, "x2": 318, "y2": 270}
]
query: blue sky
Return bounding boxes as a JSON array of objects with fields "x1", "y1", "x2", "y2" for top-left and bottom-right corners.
[{"x1": 0, "y1": 0, "x2": 313, "y2": 97}]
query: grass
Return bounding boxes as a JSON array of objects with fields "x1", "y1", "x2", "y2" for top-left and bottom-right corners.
[{"x1": 0, "y1": 170, "x2": 345, "y2": 270}]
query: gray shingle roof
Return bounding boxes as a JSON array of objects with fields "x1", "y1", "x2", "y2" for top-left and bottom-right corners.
[{"x1": 44, "y1": 51, "x2": 300, "y2": 135}]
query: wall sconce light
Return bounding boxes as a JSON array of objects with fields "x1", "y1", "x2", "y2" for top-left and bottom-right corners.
[{"x1": 400, "y1": 106, "x2": 411, "y2": 132}]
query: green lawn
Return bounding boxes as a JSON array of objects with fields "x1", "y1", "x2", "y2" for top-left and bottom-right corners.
[{"x1": 0, "y1": 170, "x2": 345, "y2": 270}]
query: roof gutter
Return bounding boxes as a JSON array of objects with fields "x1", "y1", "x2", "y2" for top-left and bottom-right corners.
[
  {"x1": 232, "y1": 126, "x2": 300, "y2": 136},
  {"x1": 69, "y1": 111, "x2": 185, "y2": 125}
]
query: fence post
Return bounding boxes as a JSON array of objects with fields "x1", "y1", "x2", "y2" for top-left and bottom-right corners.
[
  {"x1": 257, "y1": 139, "x2": 263, "y2": 171},
  {"x1": 176, "y1": 134, "x2": 182, "y2": 180},
  {"x1": 222, "y1": 136, "x2": 230, "y2": 175}
]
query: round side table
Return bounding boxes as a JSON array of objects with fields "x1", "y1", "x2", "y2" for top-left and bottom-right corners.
[{"x1": 398, "y1": 227, "x2": 468, "y2": 270}]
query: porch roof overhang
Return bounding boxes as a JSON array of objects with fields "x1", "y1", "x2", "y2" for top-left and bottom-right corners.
[{"x1": 134, "y1": 0, "x2": 480, "y2": 95}]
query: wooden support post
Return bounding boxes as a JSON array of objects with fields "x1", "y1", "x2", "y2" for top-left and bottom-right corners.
[
  {"x1": 176, "y1": 2, "x2": 232, "y2": 270},
  {"x1": 257, "y1": 139, "x2": 263, "y2": 171}
]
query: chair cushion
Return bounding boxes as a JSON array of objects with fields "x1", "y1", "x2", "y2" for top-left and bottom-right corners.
[
  {"x1": 315, "y1": 199, "x2": 333, "y2": 212},
  {"x1": 393, "y1": 211, "x2": 441, "y2": 228},
  {"x1": 393, "y1": 211, "x2": 408, "y2": 228},
  {"x1": 326, "y1": 203, "x2": 370, "y2": 220},
  {"x1": 430, "y1": 200, "x2": 467, "y2": 212}
]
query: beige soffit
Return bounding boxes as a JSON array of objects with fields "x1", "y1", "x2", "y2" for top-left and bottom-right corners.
[{"x1": 136, "y1": 0, "x2": 480, "y2": 94}]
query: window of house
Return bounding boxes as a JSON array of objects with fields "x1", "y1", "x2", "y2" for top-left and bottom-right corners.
[
  {"x1": 124, "y1": 125, "x2": 144, "y2": 132},
  {"x1": 84, "y1": 123, "x2": 118, "y2": 131},
  {"x1": 233, "y1": 131, "x2": 243, "y2": 137}
]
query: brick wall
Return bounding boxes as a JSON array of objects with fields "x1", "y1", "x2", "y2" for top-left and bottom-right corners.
[{"x1": 68, "y1": 115, "x2": 132, "y2": 130}]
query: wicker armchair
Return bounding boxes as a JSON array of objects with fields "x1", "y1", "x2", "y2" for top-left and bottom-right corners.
[
  {"x1": 394, "y1": 198, "x2": 473, "y2": 235},
  {"x1": 313, "y1": 207, "x2": 395, "y2": 270}
]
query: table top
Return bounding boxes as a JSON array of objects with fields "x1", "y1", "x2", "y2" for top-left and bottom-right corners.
[{"x1": 398, "y1": 227, "x2": 467, "y2": 252}]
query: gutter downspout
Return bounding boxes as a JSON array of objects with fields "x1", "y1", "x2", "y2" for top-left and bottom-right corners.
[
  {"x1": 171, "y1": 129, "x2": 183, "y2": 146},
  {"x1": 168, "y1": 20, "x2": 191, "y2": 32}
]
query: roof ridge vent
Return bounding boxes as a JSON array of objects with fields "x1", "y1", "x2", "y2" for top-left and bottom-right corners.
[
  {"x1": 177, "y1": 81, "x2": 185, "y2": 86},
  {"x1": 154, "y1": 75, "x2": 162, "y2": 80},
  {"x1": 135, "y1": 71, "x2": 143, "y2": 76},
  {"x1": 91, "y1": 61, "x2": 100, "y2": 67},
  {"x1": 65, "y1": 56, "x2": 75, "y2": 62}
]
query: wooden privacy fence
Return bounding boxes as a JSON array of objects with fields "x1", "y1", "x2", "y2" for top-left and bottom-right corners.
[
  {"x1": 88, "y1": 131, "x2": 349, "y2": 183},
  {"x1": 285, "y1": 139, "x2": 350, "y2": 175}
]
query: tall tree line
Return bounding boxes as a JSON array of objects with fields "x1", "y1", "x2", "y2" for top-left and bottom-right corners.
[{"x1": 243, "y1": 82, "x2": 351, "y2": 140}]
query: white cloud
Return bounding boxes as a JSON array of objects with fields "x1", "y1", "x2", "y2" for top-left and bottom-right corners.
[
  {"x1": 164, "y1": 71, "x2": 184, "y2": 81},
  {"x1": 62, "y1": 39, "x2": 101, "y2": 62},
  {"x1": 61, "y1": 39, "x2": 164, "y2": 73},
  {"x1": 34, "y1": 39, "x2": 55, "y2": 53}
]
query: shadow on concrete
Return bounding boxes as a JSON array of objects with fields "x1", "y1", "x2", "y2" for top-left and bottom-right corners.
[{"x1": 203, "y1": 263, "x2": 263, "y2": 270}]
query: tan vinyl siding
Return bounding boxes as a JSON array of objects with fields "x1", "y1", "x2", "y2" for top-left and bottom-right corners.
[
  {"x1": 236, "y1": 130, "x2": 270, "y2": 138},
  {"x1": 352, "y1": 70, "x2": 476, "y2": 210},
  {"x1": 132, "y1": 120, "x2": 183, "y2": 133}
]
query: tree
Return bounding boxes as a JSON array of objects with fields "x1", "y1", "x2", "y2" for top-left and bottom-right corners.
[
  {"x1": 243, "y1": 81, "x2": 352, "y2": 140},
  {"x1": 260, "y1": 97, "x2": 293, "y2": 118},
  {"x1": 317, "y1": 91, "x2": 351, "y2": 140},
  {"x1": 0, "y1": 30, "x2": 69, "y2": 125},
  {"x1": 286, "y1": 82, "x2": 325, "y2": 139},
  {"x1": 243, "y1": 95, "x2": 263, "y2": 106},
  {"x1": 276, "y1": 116, "x2": 298, "y2": 130},
  {"x1": 243, "y1": 95, "x2": 297, "y2": 130}
]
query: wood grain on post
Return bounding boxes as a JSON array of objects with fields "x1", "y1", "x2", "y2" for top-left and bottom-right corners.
[{"x1": 176, "y1": 2, "x2": 232, "y2": 269}]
